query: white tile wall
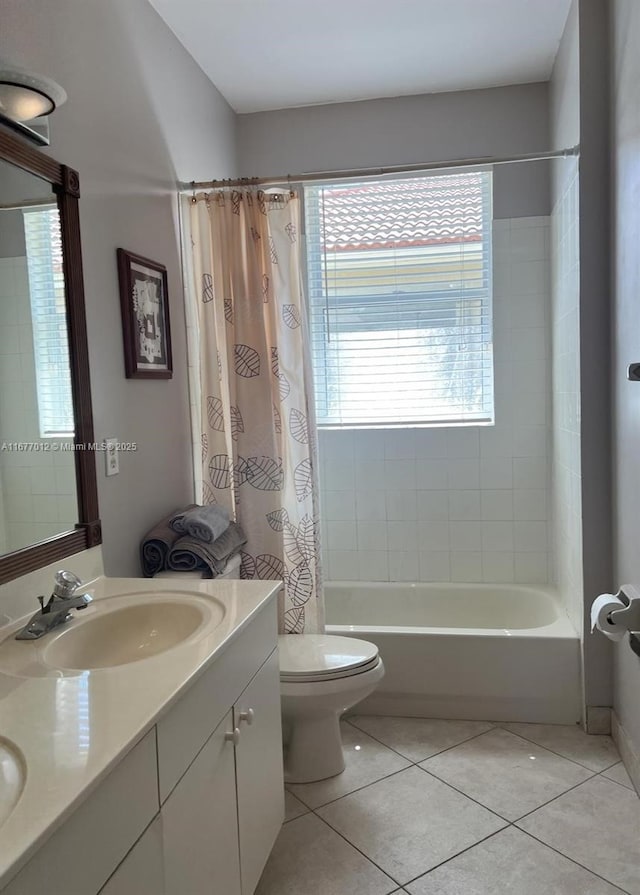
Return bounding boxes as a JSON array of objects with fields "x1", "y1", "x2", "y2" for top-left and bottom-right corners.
[
  {"x1": 319, "y1": 216, "x2": 552, "y2": 584},
  {"x1": 0, "y1": 257, "x2": 78, "y2": 553},
  {"x1": 550, "y1": 163, "x2": 583, "y2": 628}
]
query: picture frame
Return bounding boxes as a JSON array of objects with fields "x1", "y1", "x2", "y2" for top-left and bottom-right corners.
[{"x1": 117, "y1": 248, "x2": 173, "y2": 379}]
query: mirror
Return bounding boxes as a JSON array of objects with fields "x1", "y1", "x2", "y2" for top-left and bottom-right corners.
[
  {"x1": 0, "y1": 161, "x2": 78, "y2": 553},
  {"x1": 0, "y1": 128, "x2": 100, "y2": 583}
]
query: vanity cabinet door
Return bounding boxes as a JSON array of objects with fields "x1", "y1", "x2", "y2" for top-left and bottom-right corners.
[
  {"x1": 162, "y1": 710, "x2": 241, "y2": 895},
  {"x1": 234, "y1": 649, "x2": 284, "y2": 895},
  {"x1": 99, "y1": 817, "x2": 165, "y2": 895}
]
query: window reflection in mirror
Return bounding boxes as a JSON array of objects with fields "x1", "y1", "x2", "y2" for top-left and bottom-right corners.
[{"x1": 0, "y1": 159, "x2": 78, "y2": 554}]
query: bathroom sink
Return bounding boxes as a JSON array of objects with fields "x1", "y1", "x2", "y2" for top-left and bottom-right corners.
[
  {"x1": 0, "y1": 739, "x2": 25, "y2": 830},
  {"x1": 42, "y1": 599, "x2": 212, "y2": 670},
  {"x1": 0, "y1": 592, "x2": 226, "y2": 676}
]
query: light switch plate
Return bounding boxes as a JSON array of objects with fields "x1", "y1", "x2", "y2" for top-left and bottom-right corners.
[{"x1": 105, "y1": 437, "x2": 119, "y2": 476}]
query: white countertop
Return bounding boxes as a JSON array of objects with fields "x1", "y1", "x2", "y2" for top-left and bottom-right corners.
[{"x1": 0, "y1": 575, "x2": 280, "y2": 889}]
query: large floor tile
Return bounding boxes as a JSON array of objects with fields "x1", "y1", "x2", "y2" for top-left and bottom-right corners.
[
  {"x1": 420, "y1": 728, "x2": 593, "y2": 820},
  {"x1": 500, "y1": 721, "x2": 620, "y2": 771},
  {"x1": 287, "y1": 722, "x2": 411, "y2": 809},
  {"x1": 317, "y1": 766, "x2": 505, "y2": 885},
  {"x1": 284, "y1": 789, "x2": 309, "y2": 822},
  {"x1": 349, "y1": 716, "x2": 494, "y2": 762},
  {"x1": 405, "y1": 827, "x2": 623, "y2": 895},
  {"x1": 518, "y1": 775, "x2": 640, "y2": 895},
  {"x1": 255, "y1": 813, "x2": 396, "y2": 895},
  {"x1": 602, "y1": 761, "x2": 636, "y2": 791}
]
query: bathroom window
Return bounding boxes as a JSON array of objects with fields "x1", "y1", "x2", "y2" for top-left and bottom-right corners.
[
  {"x1": 304, "y1": 171, "x2": 494, "y2": 427},
  {"x1": 23, "y1": 206, "x2": 75, "y2": 438}
]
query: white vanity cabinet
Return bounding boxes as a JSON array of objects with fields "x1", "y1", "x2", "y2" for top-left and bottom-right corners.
[
  {"x1": 233, "y1": 649, "x2": 283, "y2": 895},
  {"x1": 162, "y1": 710, "x2": 242, "y2": 895},
  {"x1": 1, "y1": 597, "x2": 284, "y2": 895},
  {"x1": 160, "y1": 649, "x2": 284, "y2": 895},
  {"x1": 99, "y1": 818, "x2": 165, "y2": 895}
]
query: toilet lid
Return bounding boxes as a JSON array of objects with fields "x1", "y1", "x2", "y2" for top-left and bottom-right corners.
[{"x1": 278, "y1": 634, "x2": 379, "y2": 682}]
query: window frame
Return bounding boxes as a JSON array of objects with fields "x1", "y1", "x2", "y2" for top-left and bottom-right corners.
[{"x1": 303, "y1": 170, "x2": 495, "y2": 430}]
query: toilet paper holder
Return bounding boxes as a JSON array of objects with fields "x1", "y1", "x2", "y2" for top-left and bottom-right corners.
[{"x1": 609, "y1": 584, "x2": 640, "y2": 630}]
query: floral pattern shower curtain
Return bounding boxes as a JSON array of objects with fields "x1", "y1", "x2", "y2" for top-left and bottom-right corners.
[{"x1": 184, "y1": 189, "x2": 323, "y2": 634}]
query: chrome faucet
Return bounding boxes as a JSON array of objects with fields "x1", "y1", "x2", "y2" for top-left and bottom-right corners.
[{"x1": 15, "y1": 570, "x2": 93, "y2": 641}]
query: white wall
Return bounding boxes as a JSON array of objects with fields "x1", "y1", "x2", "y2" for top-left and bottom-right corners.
[
  {"x1": 611, "y1": 0, "x2": 640, "y2": 761},
  {"x1": 549, "y1": 161, "x2": 582, "y2": 629},
  {"x1": 0, "y1": 0, "x2": 237, "y2": 575},
  {"x1": 237, "y1": 84, "x2": 551, "y2": 219},
  {"x1": 549, "y1": 3, "x2": 583, "y2": 633},
  {"x1": 319, "y1": 216, "x2": 551, "y2": 584}
]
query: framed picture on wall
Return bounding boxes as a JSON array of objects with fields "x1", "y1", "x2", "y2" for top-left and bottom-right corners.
[{"x1": 117, "y1": 248, "x2": 173, "y2": 379}]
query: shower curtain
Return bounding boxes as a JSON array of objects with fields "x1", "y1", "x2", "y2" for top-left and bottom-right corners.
[{"x1": 183, "y1": 189, "x2": 323, "y2": 634}]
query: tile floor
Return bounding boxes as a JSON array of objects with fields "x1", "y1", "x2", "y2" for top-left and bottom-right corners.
[{"x1": 256, "y1": 716, "x2": 640, "y2": 895}]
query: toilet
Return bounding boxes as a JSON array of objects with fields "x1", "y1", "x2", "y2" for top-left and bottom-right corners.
[{"x1": 278, "y1": 634, "x2": 385, "y2": 783}]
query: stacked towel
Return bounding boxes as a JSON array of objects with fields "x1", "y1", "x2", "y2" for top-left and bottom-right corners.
[
  {"x1": 169, "y1": 504, "x2": 230, "y2": 543},
  {"x1": 140, "y1": 504, "x2": 197, "y2": 577},
  {"x1": 167, "y1": 522, "x2": 247, "y2": 576},
  {"x1": 140, "y1": 504, "x2": 246, "y2": 579}
]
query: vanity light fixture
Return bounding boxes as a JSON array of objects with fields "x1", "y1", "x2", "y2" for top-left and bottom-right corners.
[{"x1": 0, "y1": 63, "x2": 67, "y2": 145}]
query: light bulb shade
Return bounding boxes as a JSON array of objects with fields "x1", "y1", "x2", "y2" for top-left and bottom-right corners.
[{"x1": 0, "y1": 65, "x2": 66, "y2": 123}]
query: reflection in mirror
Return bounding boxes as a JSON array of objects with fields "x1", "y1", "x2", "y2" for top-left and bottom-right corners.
[{"x1": 0, "y1": 159, "x2": 78, "y2": 554}]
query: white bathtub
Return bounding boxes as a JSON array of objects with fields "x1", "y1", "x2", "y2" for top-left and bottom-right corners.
[{"x1": 325, "y1": 581, "x2": 581, "y2": 724}]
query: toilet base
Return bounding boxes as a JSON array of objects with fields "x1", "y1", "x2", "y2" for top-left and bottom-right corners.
[
  {"x1": 284, "y1": 712, "x2": 345, "y2": 783},
  {"x1": 280, "y1": 658, "x2": 385, "y2": 784}
]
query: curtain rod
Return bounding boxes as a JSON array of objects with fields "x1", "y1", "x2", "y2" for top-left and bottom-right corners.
[{"x1": 179, "y1": 145, "x2": 579, "y2": 192}]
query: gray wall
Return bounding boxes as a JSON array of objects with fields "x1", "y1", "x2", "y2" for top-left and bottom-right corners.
[
  {"x1": 0, "y1": 0, "x2": 237, "y2": 575},
  {"x1": 550, "y1": 0, "x2": 580, "y2": 196},
  {"x1": 237, "y1": 84, "x2": 551, "y2": 218},
  {"x1": 611, "y1": 0, "x2": 640, "y2": 755},
  {"x1": 549, "y1": 0, "x2": 613, "y2": 724},
  {"x1": 577, "y1": 0, "x2": 613, "y2": 716},
  {"x1": 0, "y1": 162, "x2": 55, "y2": 257}
]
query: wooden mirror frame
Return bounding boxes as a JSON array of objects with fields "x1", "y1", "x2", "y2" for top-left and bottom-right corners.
[{"x1": 0, "y1": 128, "x2": 101, "y2": 584}]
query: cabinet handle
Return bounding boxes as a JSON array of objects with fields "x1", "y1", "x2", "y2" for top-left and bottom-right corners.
[
  {"x1": 225, "y1": 728, "x2": 241, "y2": 746},
  {"x1": 238, "y1": 708, "x2": 255, "y2": 726}
]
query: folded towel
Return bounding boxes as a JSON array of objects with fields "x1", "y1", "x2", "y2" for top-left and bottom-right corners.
[
  {"x1": 169, "y1": 504, "x2": 231, "y2": 543},
  {"x1": 167, "y1": 522, "x2": 247, "y2": 577},
  {"x1": 140, "y1": 504, "x2": 197, "y2": 577}
]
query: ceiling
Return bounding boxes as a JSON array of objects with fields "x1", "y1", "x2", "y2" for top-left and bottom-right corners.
[{"x1": 148, "y1": 0, "x2": 572, "y2": 114}]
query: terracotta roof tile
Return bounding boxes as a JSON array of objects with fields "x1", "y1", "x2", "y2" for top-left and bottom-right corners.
[{"x1": 320, "y1": 174, "x2": 484, "y2": 252}]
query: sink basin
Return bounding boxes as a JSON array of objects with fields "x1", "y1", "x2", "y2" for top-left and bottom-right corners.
[
  {"x1": 43, "y1": 600, "x2": 209, "y2": 670},
  {"x1": 0, "y1": 591, "x2": 226, "y2": 677},
  {"x1": 0, "y1": 739, "x2": 25, "y2": 829}
]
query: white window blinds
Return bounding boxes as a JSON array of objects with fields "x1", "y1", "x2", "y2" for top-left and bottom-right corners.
[
  {"x1": 23, "y1": 206, "x2": 75, "y2": 438},
  {"x1": 304, "y1": 171, "x2": 494, "y2": 428}
]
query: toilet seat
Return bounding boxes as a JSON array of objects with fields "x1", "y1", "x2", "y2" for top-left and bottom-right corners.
[{"x1": 278, "y1": 634, "x2": 379, "y2": 683}]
